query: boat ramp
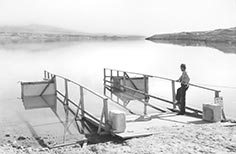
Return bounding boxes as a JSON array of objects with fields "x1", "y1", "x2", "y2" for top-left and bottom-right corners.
[{"x1": 20, "y1": 68, "x2": 224, "y2": 147}]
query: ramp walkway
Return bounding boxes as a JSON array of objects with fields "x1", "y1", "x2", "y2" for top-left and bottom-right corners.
[{"x1": 21, "y1": 69, "x2": 224, "y2": 145}]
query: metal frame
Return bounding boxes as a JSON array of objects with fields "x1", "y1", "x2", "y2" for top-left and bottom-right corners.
[
  {"x1": 43, "y1": 68, "x2": 224, "y2": 137},
  {"x1": 44, "y1": 70, "x2": 109, "y2": 134},
  {"x1": 104, "y1": 68, "x2": 222, "y2": 115}
]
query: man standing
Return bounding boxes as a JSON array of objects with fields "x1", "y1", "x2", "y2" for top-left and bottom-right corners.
[{"x1": 176, "y1": 64, "x2": 190, "y2": 115}]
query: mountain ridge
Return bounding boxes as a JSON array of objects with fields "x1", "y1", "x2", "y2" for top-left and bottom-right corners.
[
  {"x1": 146, "y1": 27, "x2": 236, "y2": 43},
  {"x1": 146, "y1": 27, "x2": 236, "y2": 54}
]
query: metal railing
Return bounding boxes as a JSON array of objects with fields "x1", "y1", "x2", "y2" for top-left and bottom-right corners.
[
  {"x1": 44, "y1": 70, "x2": 109, "y2": 134},
  {"x1": 43, "y1": 68, "x2": 223, "y2": 135},
  {"x1": 104, "y1": 68, "x2": 221, "y2": 115}
]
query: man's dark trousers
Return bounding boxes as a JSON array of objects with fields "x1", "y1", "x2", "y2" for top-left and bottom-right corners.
[{"x1": 176, "y1": 84, "x2": 188, "y2": 114}]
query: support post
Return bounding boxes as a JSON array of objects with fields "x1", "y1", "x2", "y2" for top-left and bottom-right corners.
[
  {"x1": 80, "y1": 87, "x2": 85, "y2": 118},
  {"x1": 214, "y1": 92, "x2": 226, "y2": 121},
  {"x1": 104, "y1": 68, "x2": 106, "y2": 96},
  {"x1": 110, "y1": 70, "x2": 113, "y2": 99},
  {"x1": 65, "y1": 79, "x2": 69, "y2": 105},
  {"x1": 172, "y1": 80, "x2": 176, "y2": 109},
  {"x1": 110, "y1": 70, "x2": 113, "y2": 81},
  {"x1": 117, "y1": 71, "x2": 119, "y2": 103},
  {"x1": 47, "y1": 72, "x2": 50, "y2": 79},
  {"x1": 44, "y1": 70, "x2": 47, "y2": 80},
  {"x1": 215, "y1": 91, "x2": 219, "y2": 98},
  {"x1": 144, "y1": 75, "x2": 148, "y2": 115},
  {"x1": 97, "y1": 107, "x2": 104, "y2": 134},
  {"x1": 53, "y1": 75, "x2": 57, "y2": 96},
  {"x1": 103, "y1": 98, "x2": 109, "y2": 131},
  {"x1": 122, "y1": 72, "x2": 126, "y2": 92}
]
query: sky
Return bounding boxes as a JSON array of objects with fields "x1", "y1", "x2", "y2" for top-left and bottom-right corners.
[{"x1": 0, "y1": 0, "x2": 236, "y2": 36}]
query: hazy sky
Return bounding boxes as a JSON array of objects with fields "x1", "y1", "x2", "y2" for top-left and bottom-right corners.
[{"x1": 0, "y1": 0, "x2": 236, "y2": 35}]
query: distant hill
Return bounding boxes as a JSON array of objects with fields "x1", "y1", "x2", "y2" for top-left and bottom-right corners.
[
  {"x1": 0, "y1": 24, "x2": 144, "y2": 44},
  {"x1": 146, "y1": 27, "x2": 236, "y2": 54},
  {"x1": 0, "y1": 24, "x2": 90, "y2": 35},
  {"x1": 147, "y1": 27, "x2": 236, "y2": 43}
]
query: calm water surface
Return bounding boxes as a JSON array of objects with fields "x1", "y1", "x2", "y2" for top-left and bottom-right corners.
[{"x1": 0, "y1": 40, "x2": 236, "y2": 144}]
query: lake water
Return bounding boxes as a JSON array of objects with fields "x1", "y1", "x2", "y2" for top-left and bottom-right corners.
[{"x1": 0, "y1": 40, "x2": 236, "y2": 145}]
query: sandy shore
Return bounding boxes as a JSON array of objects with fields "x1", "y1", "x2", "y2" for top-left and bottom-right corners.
[{"x1": 1, "y1": 122, "x2": 236, "y2": 154}]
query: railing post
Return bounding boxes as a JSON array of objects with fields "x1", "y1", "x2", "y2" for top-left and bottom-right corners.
[
  {"x1": 44, "y1": 70, "x2": 47, "y2": 80},
  {"x1": 103, "y1": 98, "x2": 109, "y2": 131},
  {"x1": 80, "y1": 86, "x2": 85, "y2": 118},
  {"x1": 144, "y1": 75, "x2": 148, "y2": 115},
  {"x1": 123, "y1": 72, "x2": 126, "y2": 91},
  {"x1": 65, "y1": 79, "x2": 69, "y2": 105},
  {"x1": 215, "y1": 91, "x2": 220, "y2": 98},
  {"x1": 104, "y1": 68, "x2": 106, "y2": 96},
  {"x1": 172, "y1": 80, "x2": 176, "y2": 109},
  {"x1": 117, "y1": 71, "x2": 119, "y2": 103},
  {"x1": 110, "y1": 69, "x2": 113, "y2": 81},
  {"x1": 97, "y1": 108, "x2": 104, "y2": 134},
  {"x1": 47, "y1": 72, "x2": 50, "y2": 79},
  {"x1": 110, "y1": 70, "x2": 113, "y2": 99},
  {"x1": 53, "y1": 75, "x2": 57, "y2": 96}
]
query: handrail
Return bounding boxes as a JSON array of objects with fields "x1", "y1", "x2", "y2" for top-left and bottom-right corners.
[
  {"x1": 105, "y1": 68, "x2": 221, "y2": 93},
  {"x1": 104, "y1": 84, "x2": 167, "y2": 113},
  {"x1": 104, "y1": 68, "x2": 221, "y2": 114},
  {"x1": 189, "y1": 83, "x2": 220, "y2": 92},
  {"x1": 45, "y1": 70, "x2": 109, "y2": 133},
  {"x1": 44, "y1": 70, "x2": 107, "y2": 100},
  {"x1": 57, "y1": 90, "x2": 103, "y2": 124},
  {"x1": 105, "y1": 80, "x2": 203, "y2": 113}
]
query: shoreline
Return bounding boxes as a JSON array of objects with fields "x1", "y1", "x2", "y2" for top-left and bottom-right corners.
[
  {"x1": 1, "y1": 122, "x2": 236, "y2": 154},
  {"x1": 146, "y1": 27, "x2": 236, "y2": 54}
]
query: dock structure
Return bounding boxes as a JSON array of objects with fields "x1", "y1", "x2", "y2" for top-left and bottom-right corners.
[
  {"x1": 22, "y1": 69, "x2": 224, "y2": 144},
  {"x1": 103, "y1": 68, "x2": 224, "y2": 138}
]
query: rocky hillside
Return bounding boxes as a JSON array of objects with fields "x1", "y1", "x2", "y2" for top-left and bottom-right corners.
[
  {"x1": 146, "y1": 27, "x2": 236, "y2": 54},
  {"x1": 147, "y1": 27, "x2": 236, "y2": 43}
]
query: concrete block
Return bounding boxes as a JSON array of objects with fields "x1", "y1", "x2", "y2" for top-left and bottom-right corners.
[
  {"x1": 109, "y1": 110, "x2": 126, "y2": 133},
  {"x1": 202, "y1": 104, "x2": 221, "y2": 122}
]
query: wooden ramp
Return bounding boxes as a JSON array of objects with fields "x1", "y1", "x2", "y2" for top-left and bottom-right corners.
[{"x1": 112, "y1": 112, "x2": 204, "y2": 139}]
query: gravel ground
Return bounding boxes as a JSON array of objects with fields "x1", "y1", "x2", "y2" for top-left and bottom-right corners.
[{"x1": 1, "y1": 123, "x2": 236, "y2": 154}]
